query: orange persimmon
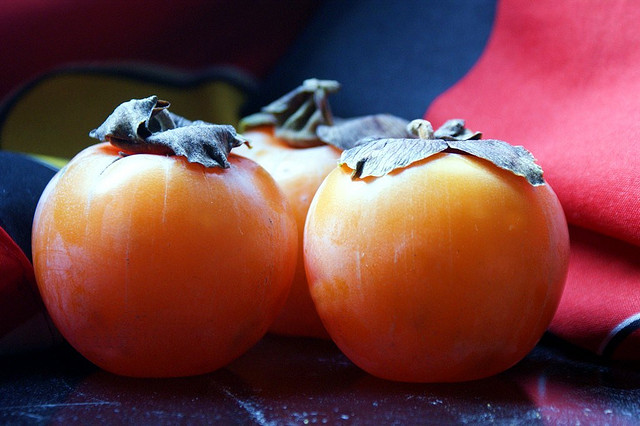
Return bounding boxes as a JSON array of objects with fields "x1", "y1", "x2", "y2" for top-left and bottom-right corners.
[
  {"x1": 303, "y1": 120, "x2": 570, "y2": 382},
  {"x1": 237, "y1": 125, "x2": 340, "y2": 338},
  {"x1": 237, "y1": 80, "x2": 410, "y2": 338},
  {"x1": 235, "y1": 79, "x2": 341, "y2": 339},
  {"x1": 31, "y1": 97, "x2": 297, "y2": 377}
]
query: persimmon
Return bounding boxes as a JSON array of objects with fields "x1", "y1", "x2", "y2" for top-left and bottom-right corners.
[
  {"x1": 236, "y1": 126, "x2": 340, "y2": 338},
  {"x1": 31, "y1": 96, "x2": 297, "y2": 377},
  {"x1": 235, "y1": 79, "x2": 342, "y2": 338},
  {"x1": 304, "y1": 119, "x2": 570, "y2": 382},
  {"x1": 237, "y1": 79, "x2": 409, "y2": 338}
]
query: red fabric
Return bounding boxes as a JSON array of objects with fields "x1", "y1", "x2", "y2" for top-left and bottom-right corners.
[
  {"x1": 0, "y1": 226, "x2": 42, "y2": 338},
  {"x1": 0, "y1": 0, "x2": 321, "y2": 101},
  {"x1": 425, "y1": 0, "x2": 640, "y2": 359},
  {"x1": 554, "y1": 227, "x2": 640, "y2": 359}
]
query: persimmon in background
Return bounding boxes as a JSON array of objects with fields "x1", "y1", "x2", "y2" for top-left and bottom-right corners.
[
  {"x1": 236, "y1": 80, "x2": 342, "y2": 339},
  {"x1": 237, "y1": 79, "x2": 412, "y2": 339},
  {"x1": 238, "y1": 126, "x2": 339, "y2": 338}
]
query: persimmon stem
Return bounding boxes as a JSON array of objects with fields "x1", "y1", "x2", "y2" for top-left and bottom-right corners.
[{"x1": 408, "y1": 119, "x2": 435, "y2": 140}]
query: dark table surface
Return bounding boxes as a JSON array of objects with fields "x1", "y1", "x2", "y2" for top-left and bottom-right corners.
[{"x1": 1, "y1": 333, "x2": 639, "y2": 425}]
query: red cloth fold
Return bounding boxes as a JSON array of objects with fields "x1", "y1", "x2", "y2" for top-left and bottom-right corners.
[
  {"x1": 555, "y1": 227, "x2": 640, "y2": 359},
  {"x1": 0, "y1": 226, "x2": 38, "y2": 338},
  {"x1": 425, "y1": 0, "x2": 640, "y2": 359},
  {"x1": 0, "y1": 226, "x2": 59, "y2": 354}
]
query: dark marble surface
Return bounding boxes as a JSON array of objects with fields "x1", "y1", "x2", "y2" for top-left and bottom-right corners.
[{"x1": 1, "y1": 333, "x2": 639, "y2": 425}]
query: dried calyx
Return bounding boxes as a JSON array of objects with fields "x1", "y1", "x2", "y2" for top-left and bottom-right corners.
[
  {"x1": 90, "y1": 95, "x2": 248, "y2": 168},
  {"x1": 339, "y1": 119, "x2": 545, "y2": 186},
  {"x1": 239, "y1": 79, "x2": 341, "y2": 148},
  {"x1": 239, "y1": 78, "x2": 416, "y2": 150},
  {"x1": 317, "y1": 114, "x2": 412, "y2": 150}
]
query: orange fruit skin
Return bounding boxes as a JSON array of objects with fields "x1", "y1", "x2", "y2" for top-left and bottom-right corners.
[
  {"x1": 236, "y1": 127, "x2": 341, "y2": 339},
  {"x1": 304, "y1": 153, "x2": 570, "y2": 382},
  {"x1": 32, "y1": 142, "x2": 297, "y2": 377}
]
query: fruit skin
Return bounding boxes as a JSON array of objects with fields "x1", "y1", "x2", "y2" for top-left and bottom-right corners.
[
  {"x1": 32, "y1": 142, "x2": 297, "y2": 377},
  {"x1": 304, "y1": 153, "x2": 570, "y2": 383},
  {"x1": 237, "y1": 126, "x2": 340, "y2": 338}
]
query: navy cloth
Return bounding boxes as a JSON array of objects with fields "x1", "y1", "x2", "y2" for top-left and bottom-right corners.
[
  {"x1": 0, "y1": 152, "x2": 58, "y2": 262},
  {"x1": 244, "y1": 0, "x2": 497, "y2": 119}
]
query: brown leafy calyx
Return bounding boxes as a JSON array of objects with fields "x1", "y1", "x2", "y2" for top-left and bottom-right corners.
[
  {"x1": 89, "y1": 95, "x2": 248, "y2": 168},
  {"x1": 339, "y1": 119, "x2": 545, "y2": 186},
  {"x1": 317, "y1": 114, "x2": 412, "y2": 151},
  {"x1": 239, "y1": 79, "x2": 341, "y2": 148}
]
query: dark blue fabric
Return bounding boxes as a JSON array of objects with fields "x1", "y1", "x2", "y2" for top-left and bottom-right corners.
[
  {"x1": 244, "y1": 0, "x2": 497, "y2": 120},
  {"x1": 0, "y1": 152, "x2": 58, "y2": 262}
]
